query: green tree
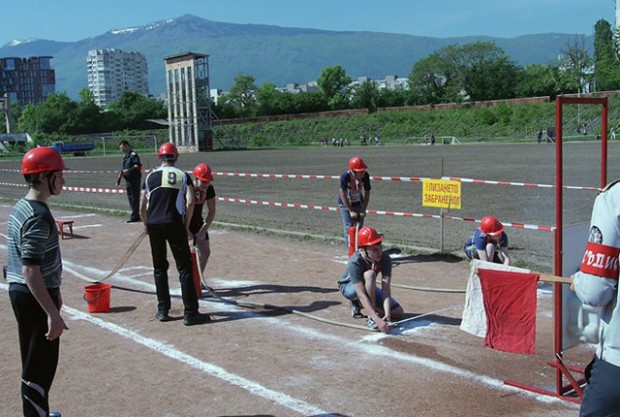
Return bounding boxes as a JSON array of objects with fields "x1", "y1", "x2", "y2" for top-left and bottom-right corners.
[
  {"x1": 408, "y1": 45, "x2": 468, "y2": 105},
  {"x1": 515, "y1": 64, "x2": 572, "y2": 98},
  {"x1": 17, "y1": 92, "x2": 77, "y2": 134},
  {"x1": 106, "y1": 91, "x2": 167, "y2": 130},
  {"x1": 561, "y1": 37, "x2": 593, "y2": 94},
  {"x1": 67, "y1": 88, "x2": 103, "y2": 134},
  {"x1": 256, "y1": 83, "x2": 292, "y2": 116},
  {"x1": 290, "y1": 91, "x2": 328, "y2": 113},
  {"x1": 408, "y1": 54, "x2": 446, "y2": 105},
  {"x1": 409, "y1": 42, "x2": 518, "y2": 104},
  {"x1": 351, "y1": 80, "x2": 379, "y2": 112},
  {"x1": 317, "y1": 65, "x2": 352, "y2": 107},
  {"x1": 593, "y1": 19, "x2": 620, "y2": 91},
  {"x1": 220, "y1": 73, "x2": 258, "y2": 118},
  {"x1": 459, "y1": 42, "x2": 519, "y2": 101},
  {"x1": 377, "y1": 86, "x2": 408, "y2": 108}
]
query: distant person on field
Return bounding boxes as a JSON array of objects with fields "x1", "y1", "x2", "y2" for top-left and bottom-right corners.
[
  {"x1": 6, "y1": 147, "x2": 69, "y2": 417},
  {"x1": 464, "y1": 215, "x2": 511, "y2": 265},
  {"x1": 338, "y1": 156, "x2": 371, "y2": 248},
  {"x1": 189, "y1": 163, "x2": 217, "y2": 291},
  {"x1": 338, "y1": 227, "x2": 404, "y2": 333},
  {"x1": 537, "y1": 130, "x2": 543, "y2": 144},
  {"x1": 116, "y1": 140, "x2": 142, "y2": 223},
  {"x1": 611, "y1": 127, "x2": 616, "y2": 141},
  {"x1": 140, "y1": 142, "x2": 211, "y2": 326}
]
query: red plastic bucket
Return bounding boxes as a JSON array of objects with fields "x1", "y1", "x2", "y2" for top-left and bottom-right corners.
[{"x1": 83, "y1": 283, "x2": 111, "y2": 313}]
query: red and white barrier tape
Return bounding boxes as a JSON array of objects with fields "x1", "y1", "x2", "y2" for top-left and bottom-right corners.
[
  {"x1": 0, "y1": 182, "x2": 554, "y2": 231},
  {"x1": 62, "y1": 186, "x2": 126, "y2": 194},
  {"x1": 0, "y1": 168, "x2": 601, "y2": 191},
  {"x1": 218, "y1": 197, "x2": 555, "y2": 232}
]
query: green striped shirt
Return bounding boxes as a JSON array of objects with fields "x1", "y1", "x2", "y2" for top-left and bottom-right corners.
[{"x1": 6, "y1": 198, "x2": 62, "y2": 288}]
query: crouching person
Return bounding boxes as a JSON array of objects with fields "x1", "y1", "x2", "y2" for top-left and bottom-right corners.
[{"x1": 338, "y1": 226, "x2": 404, "y2": 333}]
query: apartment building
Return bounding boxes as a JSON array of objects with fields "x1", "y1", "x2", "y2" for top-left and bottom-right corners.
[
  {"x1": 0, "y1": 56, "x2": 55, "y2": 105},
  {"x1": 87, "y1": 49, "x2": 149, "y2": 108}
]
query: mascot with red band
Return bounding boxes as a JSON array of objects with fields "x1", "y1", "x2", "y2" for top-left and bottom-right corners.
[{"x1": 572, "y1": 180, "x2": 620, "y2": 416}]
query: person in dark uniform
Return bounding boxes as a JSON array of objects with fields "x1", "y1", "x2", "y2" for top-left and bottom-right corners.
[
  {"x1": 116, "y1": 140, "x2": 142, "y2": 222},
  {"x1": 6, "y1": 147, "x2": 69, "y2": 417},
  {"x1": 338, "y1": 156, "x2": 371, "y2": 248},
  {"x1": 140, "y1": 142, "x2": 211, "y2": 326},
  {"x1": 189, "y1": 163, "x2": 217, "y2": 290}
]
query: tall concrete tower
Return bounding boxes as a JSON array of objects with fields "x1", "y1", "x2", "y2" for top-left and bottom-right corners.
[{"x1": 164, "y1": 52, "x2": 213, "y2": 152}]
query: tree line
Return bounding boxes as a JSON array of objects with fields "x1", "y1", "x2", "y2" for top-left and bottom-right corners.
[{"x1": 2, "y1": 19, "x2": 619, "y2": 140}]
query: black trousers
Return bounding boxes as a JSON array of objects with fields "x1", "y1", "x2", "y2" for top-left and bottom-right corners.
[
  {"x1": 10, "y1": 286, "x2": 61, "y2": 417},
  {"x1": 126, "y1": 177, "x2": 142, "y2": 221},
  {"x1": 146, "y1": 223, "x2": 199, "y2": 317},
  {"x1": 580, "y1": 356, "x2": 620, "y2": 417}
]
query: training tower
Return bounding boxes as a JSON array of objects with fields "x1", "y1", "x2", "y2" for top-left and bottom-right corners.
[{"x1": 164, "y1": 52, "x2": 213, "y2": 152}]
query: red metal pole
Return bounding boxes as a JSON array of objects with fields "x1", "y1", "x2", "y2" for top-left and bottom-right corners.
[{"x1": 554, "y1": 98, "x2": 564, "y2": 395}]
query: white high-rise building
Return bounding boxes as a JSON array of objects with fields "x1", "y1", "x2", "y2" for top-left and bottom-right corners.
[{"x1": 87, "y1": 49, "x2": 149, "y2": 108}]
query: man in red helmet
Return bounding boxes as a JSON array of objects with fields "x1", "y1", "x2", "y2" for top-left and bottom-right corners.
[
  {"x1": 140, "y1": 142, "x2": 211, "y2": 326},
  {"x1": 6, "y1": 147, "x2": 69, "y2": 417},
  {"x1": 463, "y1": 215, "x2": 511, "y2": 265},
  {"x1": 338, "y1": 156, "x2": 371, "y2": 248},
  {"x1": 189, "y1": 163, "x2": 217, "y2": 291},
  {"x1": 338, "y1": 226, "x2": 404, "y2": 333}
]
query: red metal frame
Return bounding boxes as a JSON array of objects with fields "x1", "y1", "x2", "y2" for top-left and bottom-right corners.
[{"x1": 504, "y1": 96, "x2": 608, "y2": 402}]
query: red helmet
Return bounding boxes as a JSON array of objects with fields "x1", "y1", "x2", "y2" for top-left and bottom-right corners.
[
  {"x1": 22, "y1": 147, "x2": 66, "y2": 175},
  {"x1": 480, "y1": 216, "x2": 504, "y2": 236},
  {"x1": 193, "y1": 163, "x2": 213, "y2": 182},
  {"x1": 357, "y1": 226, "x2": 384, "y2": 247},
  {"x1": 158, "y1": 142, "x2": 179, "y2": 161},
  {"x1": 348, "y1": 156, "x2": 367, "y2": 172}
]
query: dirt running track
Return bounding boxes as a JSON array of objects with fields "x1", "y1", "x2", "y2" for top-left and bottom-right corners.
[{"x1": 0, "y1": 207, "x2": 593, "y2": 416}]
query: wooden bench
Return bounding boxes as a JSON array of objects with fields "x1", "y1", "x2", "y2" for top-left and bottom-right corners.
[{"x1": 55, "y1": 219, "x2": 74, "y2": 239}]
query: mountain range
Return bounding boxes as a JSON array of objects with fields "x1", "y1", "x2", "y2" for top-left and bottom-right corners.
[{"x1": 0, "y1": 14, "x2": 593, "y2": 100}]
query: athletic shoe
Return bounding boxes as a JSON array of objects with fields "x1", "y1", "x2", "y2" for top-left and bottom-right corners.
[
  {"x1": 155, "y1": 311, "x2": 172, "y2": 322},
  {"x1": 351, "y1": 300, "x2": 365, "y2": 318},
  {"x1": 367, "y1": 317, "x2": 379, "y2": 331},
  {"x1": 49, "y1": 412, "x2": 62, "y2": 417},
  {"x1": 184, "y1": 313, "x2": 212, "y2": 326}
]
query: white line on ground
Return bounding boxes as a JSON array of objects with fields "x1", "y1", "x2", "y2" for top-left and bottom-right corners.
[
  {"x1": 0, "y1": 257, "x2": 578, "y2": 410},
  {"x1": 56, "y1": 213, "x2": 97, "y2": 219},
  {"x1": 0, "y1": 281, "x2": 331, "y2": 416},
  {"x1": 64, "y1": 261, "x2": 576, "y2": 407}
]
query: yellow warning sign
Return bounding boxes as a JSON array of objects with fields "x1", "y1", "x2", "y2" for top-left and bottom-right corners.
[{"x1": 422, "y1": 179, "x2": 461, "y2": 209}]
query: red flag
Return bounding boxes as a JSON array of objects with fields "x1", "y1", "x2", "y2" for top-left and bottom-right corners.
[{"x1": 477, "y1": 269, "x2": 539, "y2": 355}]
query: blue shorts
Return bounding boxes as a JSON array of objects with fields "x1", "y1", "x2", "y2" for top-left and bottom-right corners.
[{"x1": 338, "y1": 282, "x2": 400, "y2": 310}]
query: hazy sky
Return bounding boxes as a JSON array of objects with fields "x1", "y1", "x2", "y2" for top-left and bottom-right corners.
[{"x1": 2, "y1": 0, "x2": 616, "y2": 46}]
